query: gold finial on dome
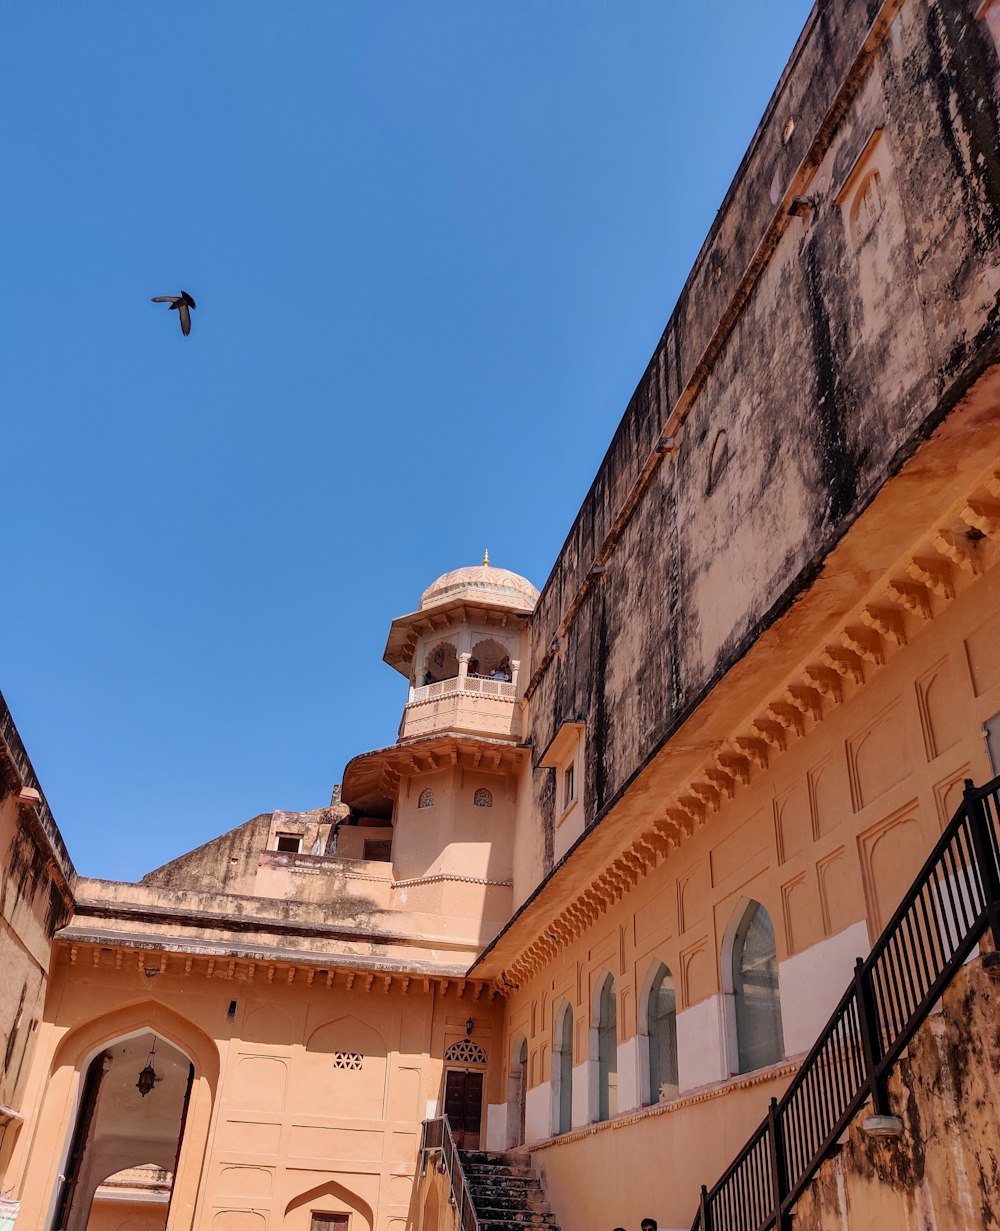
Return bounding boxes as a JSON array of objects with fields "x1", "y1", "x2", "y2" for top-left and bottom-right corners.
[{"x1": 483, "y1": 549, "x2": 490, "y2": 566}]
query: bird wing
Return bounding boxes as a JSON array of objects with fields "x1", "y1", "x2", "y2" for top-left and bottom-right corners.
[
  {"x1": 180, "y1": 291, "x2": 196, "y2": 309},
  {"x1": 151, "y1": 296, "x2": 178, "y2": 304},
  {"x1": 178, "y1": 303, "x2": 192, "y2": 336}
]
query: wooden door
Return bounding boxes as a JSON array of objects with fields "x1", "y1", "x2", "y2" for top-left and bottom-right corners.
[{"x1": 444, "y1": 1068, "x2": 484, "y2": 1150}]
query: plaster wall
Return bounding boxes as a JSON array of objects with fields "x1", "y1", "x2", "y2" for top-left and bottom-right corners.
[
  {"x1": 87, "y1": 1195, "x2": 168, "y2": 1231},
  {"x1": 493, "y1": 542, "x2": 1000, "y2": 1224},
  {"x1": 7, "y1": 954, "x2": 504, "y2": 1231},
  {"x1": 391, "y1": 767, "x2": 515, "y2": 886},
  {"x1": 777, "y1": 919, "x2": 870, "y2": 1056}
]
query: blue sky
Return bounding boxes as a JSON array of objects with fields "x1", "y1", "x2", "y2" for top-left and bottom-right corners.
[{"x1": 2, "y1": 1, "x2": 813, "y2": 881}]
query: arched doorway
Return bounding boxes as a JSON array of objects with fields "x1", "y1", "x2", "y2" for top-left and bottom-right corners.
[
  {"x1": 53, "y1": 1032, "x2": 193, "y2": 1231},
  {"x1": 442, "y1": 1040, "x2": 488, "y2": 1150}
]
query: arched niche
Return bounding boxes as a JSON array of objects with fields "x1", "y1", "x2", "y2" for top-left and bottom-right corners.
[
  {"x1": 282, "y1": 1177, "x2": 374, "y2": 1231},
  {"x1": 637, "y1": 961, "x2": 677, "y2": 1105},
  {"x1": 506, "y1": 1034, "x2": 528, "y2": 1148},
  {"x1": 707, "y1": 429, "x2": 729, "y2": 494},
  {"x1": 550, "y1": 1002, "x2": 573, "y2": 1137},
  {"x1": 590, "y1": 973, "x2": 617, "y2": 1122},
  {"x1": 299, "y1": 1016, "x2": 387, "y2": 1120},
  {"x1": 421, "y1": 1182, "x2": 440, "y2": 1231}
]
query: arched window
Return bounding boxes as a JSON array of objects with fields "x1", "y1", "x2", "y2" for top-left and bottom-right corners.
[
  {"x1": 473, "y1": 788, "x2": 493, "y2": 808},
  {"x1": 417, "y1": 789, "x2": 434, "y2": 809},
  {"x1": 731, "y1": 900, "x2": 784, "y2": 1073},
  {"x1": 423, "y1": 641, "x2": 459, "y2": 685},
  {"x1": 646, "y1": 964, "x2": 678, "y2": 1104},
  {"x1": 596, "y1": 975, "x2": 617, "y2": 1122},
  {"x1": 552, "y1": 1005, "x2": 573, "y2": 1136},
  {"x1": 443, "y1": 1040, "x2": 488, "y2": 1065},
  {"x1": 470, "y1": 638, "x2": 512, "y2": 681}
]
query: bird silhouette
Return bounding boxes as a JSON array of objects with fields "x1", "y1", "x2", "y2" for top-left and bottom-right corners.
[{"x1": 151, "y1": 290, "x2": 196, "y2": 336}]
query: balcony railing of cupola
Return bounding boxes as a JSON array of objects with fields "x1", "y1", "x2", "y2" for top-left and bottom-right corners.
[
  {"x1": 691, "y1": 774, "x2": 1000, "y2": 1231},
  {"x1": 409, "y1": 675, "x2": 516, "y2": 705},
  {"x1": 420, "y1": 1116, "x2": 479, "y2": 1231}
]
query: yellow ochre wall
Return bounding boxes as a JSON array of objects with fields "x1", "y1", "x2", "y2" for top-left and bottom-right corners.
[
  {"x1": 493, "y1": 539, "x2": 1000, "y2": 1230},
  {"x1": 7, "y1": 957, "x2": 503, "y2": 1231}
]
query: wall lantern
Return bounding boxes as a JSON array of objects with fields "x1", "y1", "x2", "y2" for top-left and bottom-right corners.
[
  {"x1": 465, "y1": 1018, "x2": 474, "y2": 1036},
  {"x1": 136, "y1": 1040, "x2": 158, "y2": 1097}
]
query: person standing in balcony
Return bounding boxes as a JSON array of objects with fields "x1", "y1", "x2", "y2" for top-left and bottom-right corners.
[{"x1": 468, "y1": 657, "x2": 480, "y2": 678}]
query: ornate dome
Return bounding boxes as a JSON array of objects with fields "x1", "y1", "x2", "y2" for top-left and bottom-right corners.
[{"x1": 420, "y1": 558, "x2": 539, "y2": 612}]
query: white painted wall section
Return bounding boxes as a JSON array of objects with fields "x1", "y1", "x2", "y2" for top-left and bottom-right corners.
[
  {"x1": 525, "y1": 1080, "x2": 550, "y2": 1145},
  {"x1": 778, "y1": 920, "x2": 870, "y2": 1056},
  {"x1": 616, "y1": 1035, "x2": 639, "y2": 1113},
  {"x1": 571, "y1": 1061, "x2": 589, "y2": 1129},
  {"x1": 485, "y1": 1102, "x2": 507, "y2": 1152},
  {"x1": 677, "y1": 994, "x2": 727, "y2": 1092}
]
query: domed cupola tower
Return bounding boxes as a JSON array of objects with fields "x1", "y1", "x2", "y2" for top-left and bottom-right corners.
[
  {"x1": 385, "y1": 552, "x2": 538, "y2": 742},
  {"x1": 340, "y1": 556, "x2": 537, "y2": 946}
]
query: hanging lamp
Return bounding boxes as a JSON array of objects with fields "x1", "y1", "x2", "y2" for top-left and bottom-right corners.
[{"x1": 136, "y1": 1039, "x2": 158, "y2": 1097}]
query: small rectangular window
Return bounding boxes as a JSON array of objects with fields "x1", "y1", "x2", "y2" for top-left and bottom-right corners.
[
  {"x1": 563, "y1": 764, "x2": 575, "y2": 810},
  {"x1": 310, "y1": 1215, "x2": 349, "y2": 1231},
  {"x1": 275, "y1": 833, "x2": 302, "y2": 853},
  {"x1": 363, "y1": 839, "x2": 392, "y2": 862}
]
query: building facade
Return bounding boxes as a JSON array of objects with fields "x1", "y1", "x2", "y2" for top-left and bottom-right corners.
[{"x1": 6, "y1": 1, "x2": 1000, "y2": 1229}]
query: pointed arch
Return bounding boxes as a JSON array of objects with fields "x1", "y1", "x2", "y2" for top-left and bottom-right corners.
[
  {"x1": 26, "y1": 1002, "x2": 218, "y2": 1231},
  {"x1": 506, "y1": 1033, "x2": 528, "y2": 1148},
  {"x1": 424, "y1": 641, "x2": 459, "y2": 684},
  {"x1": 589, "y1": 972, "x2": 617, "y2": 1123},
  {"x1": 283, "y1": 1177, "x2": 374, "y2": 1231},
  {"x1": 468, "y1": 638, "x2": 512, "y2": 679},
  {"x1": 638, "y1": 960, "x2": 677, "y2": 1105},
  {"x1": 722, "y1": 898, "x2": 784, "y2": 1074},
  {"x1": 550, "y1": 1001, "x2": 573, "y2": 1137},
  {"x1": 707, "y1": 429, "x2": 729, "y2": 494}
]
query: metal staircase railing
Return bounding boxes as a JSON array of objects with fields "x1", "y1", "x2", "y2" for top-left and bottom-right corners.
[
  {"x1": 691, "y1": 774, "x2": 1000, "y2": 1231},
  {"x1": 420, "y1": 1116, "x2": 480, "y2": 1231}
]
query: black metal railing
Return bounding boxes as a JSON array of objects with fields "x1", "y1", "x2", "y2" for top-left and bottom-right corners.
[
  {"x1": 420, "y1": 1116, "x2": 479, "y2": 1231},
  {"x1": 692, "y1": 775, "x2": 1000, "y2": 1231}
]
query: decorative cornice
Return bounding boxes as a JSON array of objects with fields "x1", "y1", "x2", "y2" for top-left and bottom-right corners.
[
  {"x1": 392, "y1": 874, "x2": 513, "y2": 889},
  {"x1": 492, "y1": 466, "x2": 1000, "y2": 992},
  {"x1": 58, "y1": 937, "x2": 498, "y2": 999}
]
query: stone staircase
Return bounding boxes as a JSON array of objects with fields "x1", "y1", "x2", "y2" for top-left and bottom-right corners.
[{"x1": 458, "y1": 1151, "x2": 559, "y2": 1231}]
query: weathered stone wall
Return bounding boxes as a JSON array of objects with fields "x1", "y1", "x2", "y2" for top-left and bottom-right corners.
[
  {"x1": 526, "y1": 0, "x2": 1000, "y2": 868},
  {"x1": 793, "y1": 952, "x2": 1000, "y2": 1231}
]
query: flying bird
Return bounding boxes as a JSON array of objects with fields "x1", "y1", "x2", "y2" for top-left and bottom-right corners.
[{"x1": 151, "y1": 290, "x2": 197, "y2": 336}]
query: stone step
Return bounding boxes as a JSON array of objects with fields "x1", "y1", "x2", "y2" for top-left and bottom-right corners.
[
  {"x1": 464, "y1": 1175, "x2": 544, "y2": 1190},
  {"x1": 465, "y1": 1186, "x2": 546, "y2": 1204},
  {"x1": 462, "y1": 1165, "x2": 537, "y2": 1181},
  {"x1": 477, "y1": 1221, "x2": 559, "y2": 1231},
  {"x1": 474, "y1": 1208, "x2": 557, "y2": 1225},
  {"x1": 459, "y1": 1151, "x2": 520, "y2": 1166},
  {"x1": 470, "y1": 1198, "x2": 552, "y2": 1215}
]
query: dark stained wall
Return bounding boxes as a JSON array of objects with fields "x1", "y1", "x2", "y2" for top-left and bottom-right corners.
[
  {"x1": 0, "y1": 692, "x2": 74, "y2": 1178},
  {"x1": 526, "y1": 0, "x2": 1000, "y2": 861}
]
